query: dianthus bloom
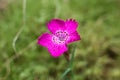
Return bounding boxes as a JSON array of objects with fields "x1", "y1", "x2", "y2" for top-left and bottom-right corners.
[{"x1": 38, "y1": 19, "x2": 81, "y2": 57}]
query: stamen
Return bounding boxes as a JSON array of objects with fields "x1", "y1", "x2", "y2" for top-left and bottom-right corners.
[{"x1": 52, "y1": 30, "x2": 69, "y2": 44}]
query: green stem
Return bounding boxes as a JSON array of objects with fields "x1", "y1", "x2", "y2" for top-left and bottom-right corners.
[{"x1": 60, "y1": 44, "x2": 77, "y2": 80}]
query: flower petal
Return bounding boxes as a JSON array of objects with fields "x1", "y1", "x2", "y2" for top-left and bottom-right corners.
[
  {"x1": 67, "y1": 31, "x2": 81, "y2": 43},
  {"x1": 38, "y1": 33, "x2": 53, "y2": 47},
  {"x1": 38, "y1": 33, "x2": 68, "y2": 57},
  {"x1": 65, "y1": 19, "x2": 78, "y2": 33},
  {"x1": 47, "y1": 19, "x2": 65, "y2": 34},
  {"x1": 48, "y1": 44, "x2": 68, "y2": 58}
]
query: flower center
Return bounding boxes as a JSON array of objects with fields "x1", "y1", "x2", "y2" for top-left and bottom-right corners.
[{"x1": 52, "y1": 30, "x2": 69, "y2": 44}]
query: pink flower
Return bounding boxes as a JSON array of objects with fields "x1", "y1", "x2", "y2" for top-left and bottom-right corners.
[{"x1": 38, "y1": 19, "x2": 81, "y2": 58}]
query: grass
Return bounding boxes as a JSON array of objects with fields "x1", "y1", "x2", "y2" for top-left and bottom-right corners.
[{"x1": 0, "y1": 0, "x2": 120, "y2": 80}]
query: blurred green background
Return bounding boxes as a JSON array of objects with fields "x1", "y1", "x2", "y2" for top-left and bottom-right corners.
[{"x1": 0, "y1": 0, "x2": 120, "y2": 80}]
